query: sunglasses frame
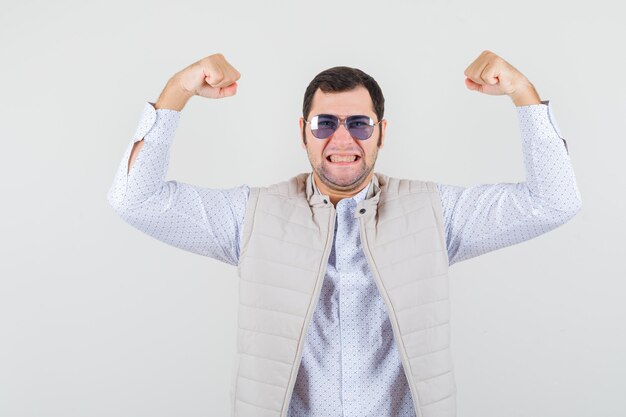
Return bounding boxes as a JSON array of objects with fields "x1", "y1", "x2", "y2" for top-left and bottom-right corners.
[{"x1": 304, "y1": 114, "x2": 383, "y2": 140}]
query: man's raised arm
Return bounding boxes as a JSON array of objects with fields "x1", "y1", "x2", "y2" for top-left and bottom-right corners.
[
  {"x1": 126, "y1": 53, "x2": 239, "y2": 173},
  {"x1": 439, "y1": 51, "x2": 582, "y2": 265},
  {"x1": 107, "y1": 54, "x2": 249, "y2": 266}
]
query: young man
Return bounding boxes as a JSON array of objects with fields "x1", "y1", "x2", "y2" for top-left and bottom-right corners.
[{"x1": 107, "y1": 51, "x2": 581, "y2": 417}]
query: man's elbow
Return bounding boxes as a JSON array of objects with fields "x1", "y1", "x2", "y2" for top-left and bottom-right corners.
[
  {"x1": 561, "y1": 189, "x2": 583, "y2": 220},
  {"x1": 565, "y1": 197, "x2": 583, "y2": 221},
  {"x1": 107, "y1": 185, "x2": 128, "y2": 215},
  {"x1": 569, "y1": 198, "x2": 583, "y2": 220},
  {"x1": 545, "y1": 197, "x2": 582, "y2": 227}
]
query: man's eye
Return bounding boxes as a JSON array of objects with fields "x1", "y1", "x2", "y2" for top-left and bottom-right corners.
[
  {"x1": 319, "y1": 121, "x2": 335, "y2": 127},
  {"x1": 348, "y1": 120, "x2": 370, "y2": 128}
]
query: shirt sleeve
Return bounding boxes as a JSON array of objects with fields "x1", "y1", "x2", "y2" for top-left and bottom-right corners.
[
  {"x1": 107, "y1": 102, "x2": 249, "y2": 266},
  {"x1": 438, "y1": 100, "x2": 582, "y2": 266}
]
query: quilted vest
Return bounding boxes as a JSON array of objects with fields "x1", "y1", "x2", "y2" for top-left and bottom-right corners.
[{"x1": 232, "y1": 172, "x2": 454, "y2": 417}]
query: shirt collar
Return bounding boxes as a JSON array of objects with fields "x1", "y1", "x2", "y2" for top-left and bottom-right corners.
[{"x1": 352, "y1": 181, "x2": 371, "y2": 203}]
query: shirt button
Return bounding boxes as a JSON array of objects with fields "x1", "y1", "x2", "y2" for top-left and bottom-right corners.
[
  {"x1": 323, "y1": 199, "x2": 328, "y2": 204},
  {"x1": 359, "y1": 208, "x2": 366, "y2": 214}
]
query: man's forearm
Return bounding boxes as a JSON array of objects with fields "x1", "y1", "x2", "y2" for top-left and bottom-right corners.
[
  {"x1": 127, "y1": 139, "x2": 144, "y2": 174},
  {"x1": 518, "y1": 102, "x2": 582, "y2": 213},
  {"x1": 126, "y1": 78, "x2": 191, "y2": 174},
  {"x1": 109, "y1": 102, "x2": 181, "y2": 210}
]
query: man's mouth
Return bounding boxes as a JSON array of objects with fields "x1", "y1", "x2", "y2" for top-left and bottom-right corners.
[{"x1": 326, "y1": 154, "x2": 361, "y2": 164}]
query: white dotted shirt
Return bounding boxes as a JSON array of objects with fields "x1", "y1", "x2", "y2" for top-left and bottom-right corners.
[{"x1": 107, "y1": 100, "x2": 582, "y2": 417}]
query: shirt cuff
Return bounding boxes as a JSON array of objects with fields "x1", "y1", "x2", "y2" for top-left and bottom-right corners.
[
  {"x1": 131, "y1": 101, "x2": 181, "y2": 146},
  {"x1": 516, "y1": 99, "x2": 569, "y2": 154}
]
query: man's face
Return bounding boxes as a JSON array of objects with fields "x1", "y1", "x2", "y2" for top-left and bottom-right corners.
[{"x1": 299, "y1": 86, "x2": 387, "y2": 195}]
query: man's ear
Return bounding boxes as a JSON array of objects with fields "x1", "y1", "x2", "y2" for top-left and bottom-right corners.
[
  {"x1": 299, "y1": 117, "x2": 306, "y2": 148},
  {"x1": 378, "y1": 119, "x2": 387, "y2": 149}
]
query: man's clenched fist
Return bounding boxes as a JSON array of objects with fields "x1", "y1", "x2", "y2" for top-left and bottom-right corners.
[
  {"x1": 155, "y1": 53, "x2": 241, "y2": 110},
  {"x1": 176, "y1": 53, "x2": 241, "y2": 99},
  {"x1": 464, "y1": 50, "x2": 541, "y2": 106}
]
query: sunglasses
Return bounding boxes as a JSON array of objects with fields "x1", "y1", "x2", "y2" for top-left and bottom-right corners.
[{"x1": 304, "y1": 114, "x2": 382, "y2": 140}]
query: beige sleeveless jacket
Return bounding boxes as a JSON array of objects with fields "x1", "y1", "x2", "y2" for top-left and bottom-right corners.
[{"x1": 232, "y1": 172, "x2": 454, "y2": 417}]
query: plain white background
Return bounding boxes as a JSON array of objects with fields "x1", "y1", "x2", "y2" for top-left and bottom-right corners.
[{"x1": 1, "y1": 0, "x2": 624, "y2": 416}]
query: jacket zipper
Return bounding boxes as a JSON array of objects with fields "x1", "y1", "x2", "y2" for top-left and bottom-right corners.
[
  {"x1": 358, "y1": 216, "x2": 424, "y2": 417},
  {"x1": 280, "y1": 205, "x2": 336, "y2": 417}
]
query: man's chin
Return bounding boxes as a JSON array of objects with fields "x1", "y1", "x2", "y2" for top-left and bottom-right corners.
[{"x1": 318, "y1": 169, "x2": 369, "y2": 191}]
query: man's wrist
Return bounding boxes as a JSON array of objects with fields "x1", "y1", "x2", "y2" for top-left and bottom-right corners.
[
  {"x1": 155, "y1": 77, "x2": 194, "y2": 111},
  {"x1": 510, "y1": 82, "x2": 541, "y2": 107}
]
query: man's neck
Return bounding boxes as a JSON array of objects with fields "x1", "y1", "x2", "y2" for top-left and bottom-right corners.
[{"x1": 313, "y1": 173, "x2": 373, "y2": 206}]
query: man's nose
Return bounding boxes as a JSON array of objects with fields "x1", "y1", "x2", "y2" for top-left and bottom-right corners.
[{"x1": 330, "y1": 123, "x2": 353, "y2": 143}]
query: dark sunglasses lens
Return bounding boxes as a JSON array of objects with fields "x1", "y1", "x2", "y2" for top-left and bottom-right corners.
[
  {"x1": 311, "y1": 115, "x2": 337, "y2": 139},
  {"x1": 347, "y1": 116, "x2": 374, "y2": 140}
]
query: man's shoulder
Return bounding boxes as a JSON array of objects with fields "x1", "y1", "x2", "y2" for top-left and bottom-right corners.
[
  {"x1": 249, "y1": 173, "x2": 309, "y2": 199},
  {"x1": 375, "y1": 172, "x2": 438, "y2": 195}
]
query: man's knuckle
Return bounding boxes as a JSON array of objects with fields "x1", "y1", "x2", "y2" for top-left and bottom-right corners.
[{"x1": 211, "y1": 69, "x2": 224, "y2": 82}]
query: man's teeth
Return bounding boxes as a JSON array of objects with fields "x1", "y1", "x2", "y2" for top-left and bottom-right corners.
[{"x1": 329, "y1": 155, "x2": 358, "y2": 162}]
